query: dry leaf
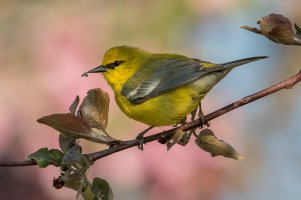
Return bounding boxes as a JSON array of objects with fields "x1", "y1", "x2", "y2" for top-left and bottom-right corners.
[
  {"x1": 240, "y1": 26, "x2": 262, "y2": 34},
  {"x1": 241, "y1": 13, "x2": 301, "y2": 45},
  {"x1": 79, "y1": 88, "x2": 109, "y2": 131},
  {"x1": 166, "y1": 129, "x2": 187, "y2": 150},
  {"x1": 69, "y1": 95, "x2": 80, "y2": 115},
  {"x1": 38, "y1": 113, "x2": 91, "y2": 136},
  {"x1": 37, "y1": 113, "x2": 113, "y2": 144},
  {"x1": 294, "y1": 23, "x2": 301, "y2": 36},
  {"x1": 195, "y1": 129, "x2": 243, "y2": 160},
  {"x1": 258, "y1": 13, "x2": 297, "y2": 44},
  {"x1": 177, "y1": 130, "x2": 192, "y2": 146}
]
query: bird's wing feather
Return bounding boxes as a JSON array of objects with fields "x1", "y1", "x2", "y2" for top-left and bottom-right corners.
[{"x1": 121, "y1": 58, "x2": 224, "y2": 104}]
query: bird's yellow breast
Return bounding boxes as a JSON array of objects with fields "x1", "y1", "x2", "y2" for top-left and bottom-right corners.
[{"x1": 114, "y1": 84, "x2": 204, "y2": 126}]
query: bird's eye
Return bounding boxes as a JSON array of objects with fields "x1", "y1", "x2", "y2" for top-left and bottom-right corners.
[{"x1": 114, "y1": 61, "x2": 123, "y2": 67}]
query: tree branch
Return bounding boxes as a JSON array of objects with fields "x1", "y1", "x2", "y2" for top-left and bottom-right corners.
[
  {"x1": 1, "y1": 69, "x2": 301, "y2": 167},
  {"x1": 0, "y1": 160, "x2": 37, "y2": 167}
]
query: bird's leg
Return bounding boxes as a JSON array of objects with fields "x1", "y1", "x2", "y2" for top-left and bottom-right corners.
[
  {"x1": 190, "y1": 108, "x2": 197, "y2": 122},
  {"x1": 198, "y1": 102, "x2": 210, "y2": 128},
  {"x1": 188, "y1": 108, "x2": 198, "y2": 137},
  {"x1": 136, "y1": 126, "x2": 155, "y2": 150}
]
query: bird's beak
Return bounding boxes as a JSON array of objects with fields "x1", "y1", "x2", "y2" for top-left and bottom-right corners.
[{"x1": 81, "y1": 65, "x2": 107, "y2": 77}]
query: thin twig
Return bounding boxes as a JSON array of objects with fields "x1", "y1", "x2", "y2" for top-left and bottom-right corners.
[
  {"x1": 1, "y1": 69, "x2": 301, "y2": 167},
  {"x1": 0, "y1": 160, "x2": 36, "y2": 167},
  {"x1": 240, "y1": 26, "x2": 262, "y2": 34}
]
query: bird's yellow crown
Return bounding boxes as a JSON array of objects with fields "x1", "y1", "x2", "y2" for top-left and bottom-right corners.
[{"x1": 101, "y1": 46, "x2": 150, "y2": 92}]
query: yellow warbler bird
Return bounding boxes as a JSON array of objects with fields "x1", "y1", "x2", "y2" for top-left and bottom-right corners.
[{"x1": 83, "y1": 46, "x2": 267, "y2": 127}]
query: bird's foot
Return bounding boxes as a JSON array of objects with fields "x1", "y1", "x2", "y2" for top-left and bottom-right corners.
[
  {"x1": 197, "y1": 102, "x2": 210, "y2": 128},
  {"x1": 135, "y1": 126, "x2": 154, "y2": 150},
  {"x1": 198, "y1": 112, "x2": 210, "y2": 128},
  {"x1": 136, "y1": 133, "x2": 145, "y2": 150}
]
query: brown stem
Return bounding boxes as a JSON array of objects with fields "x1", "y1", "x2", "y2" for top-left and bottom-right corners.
[
  {"x1": 1, "y1": 69, "x2": 301, "y2": 167},
  {"x1": 240, "y1": 26, "x2": 262, "y2": 34},
  {"x1": 0, "y1": 160, "x2": 37, "y2": 167}
]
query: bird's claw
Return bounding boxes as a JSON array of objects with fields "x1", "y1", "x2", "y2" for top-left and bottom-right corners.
[
  {"x1": 198, "y1": 112, "x2": 210, "y2": 128},
  {"x1": 135, "y1": 126, "x2": 154, "y2": 150},
  {"x1": 136, "y1": 133, "x2": 145, "y2": 150}
]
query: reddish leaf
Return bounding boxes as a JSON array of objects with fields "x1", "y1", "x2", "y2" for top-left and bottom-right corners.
[
  {"x1": 37, "y1": 113, "x2": 113, "y2": 144},
  {"x1": 38, "y1": 113, "x2": 91, "y2": 136},
  {"x1": 259, "y1": 13, "x2": 296, "y2": 44},
  {"x1": 241, "y1": 13, "x2": 301, "y2": 45},
  {"x1": 69, "y1": 95, "x2": 80, "y2": 115}
]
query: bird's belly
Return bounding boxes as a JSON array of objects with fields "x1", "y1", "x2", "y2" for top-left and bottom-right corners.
[
  {"x1": 191, "y1": 73, "x2": 222, "y2": 93},
  {"x1": 115, "y1": 86, "x2": 202, "y2": 126}
]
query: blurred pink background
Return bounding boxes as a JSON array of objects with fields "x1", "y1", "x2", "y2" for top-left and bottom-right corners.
[{"x1": 1, "y1": 1, "x2": 301, "y2": 200}]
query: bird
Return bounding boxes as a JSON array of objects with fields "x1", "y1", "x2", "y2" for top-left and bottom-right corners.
[{"x1": 82, "y1": 46, "x2": 267, "y2": 144}]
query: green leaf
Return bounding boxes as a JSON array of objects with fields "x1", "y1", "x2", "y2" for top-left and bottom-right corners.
[
  {"x1": 195, "y1": 129, "x2": 243, "y2": 160},
  {"x1": 79, "y1": 88, "x2": 110, "y2": 131},
  {"x1": 69, "y1": 95, "x2": 80, "y2": 115},
  {"x1": 59, "y1": 134, "x2": 76, "y2": 153},
  {"x1": 62, "y1": 144, "x2": 90, "y2": 172},
  {"x1": 53, "y1": 145, "x2": 92, "y2": 199},
  {"x1": 27, "y1": 148, "x2": 64, "y2": 168},
  {"x1": 91, "y1": 177, "x2": 113, "y2": 200},
  {"x1": 58, "y1": 145, "x2": 91, "y2": 199}
]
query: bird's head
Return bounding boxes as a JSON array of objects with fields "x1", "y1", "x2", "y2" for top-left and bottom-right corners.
[{"x1": 82, "y1": 45, "x2": 150, "y2": 90}]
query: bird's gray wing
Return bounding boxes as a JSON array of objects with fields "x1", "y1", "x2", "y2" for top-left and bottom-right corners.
[{"x1": 121, "y1": 58, "x2": 224, "y2": 104}]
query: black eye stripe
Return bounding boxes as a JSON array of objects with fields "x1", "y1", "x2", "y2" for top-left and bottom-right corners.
[
  {"x1": 105, "y1": 61, "x2": 124, "y2": 69},
  {"x1": 114, "y1": 60, "x2": 123, "y2": 66}
]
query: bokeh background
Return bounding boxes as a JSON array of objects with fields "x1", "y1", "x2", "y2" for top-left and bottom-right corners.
[{"x1": 0, "y1": 0, "x2": 301, "y2": 199}]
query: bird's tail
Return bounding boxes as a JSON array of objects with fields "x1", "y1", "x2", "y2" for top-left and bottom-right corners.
[
  {"x1": 194, "y1": 56, "x2": 267, "y2": 95},
  {"x1": 220, "y1": 56, "x2": 268, "y2": 69}
]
